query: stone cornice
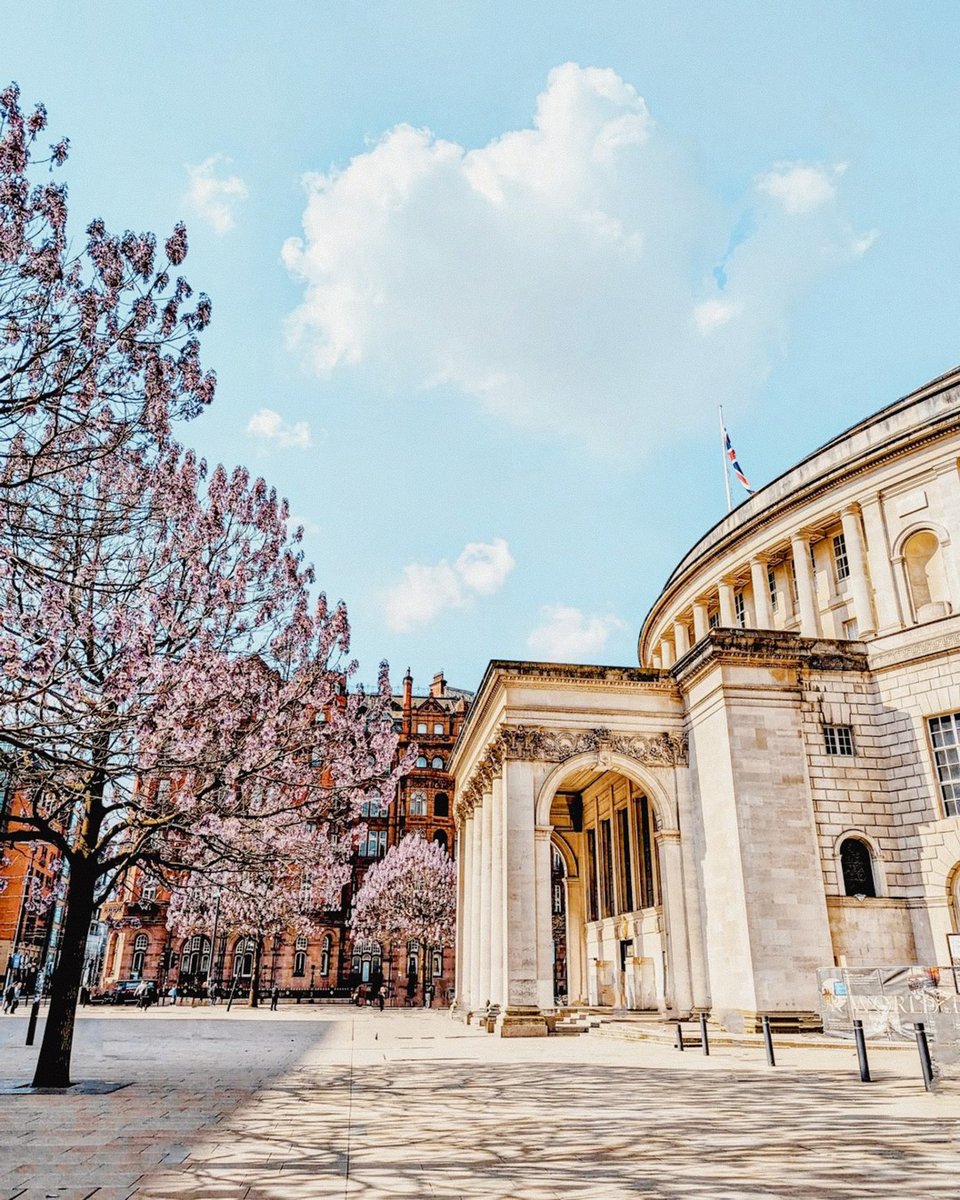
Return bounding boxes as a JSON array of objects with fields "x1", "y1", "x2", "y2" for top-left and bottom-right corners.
[
  {"x1": 671, "y1": 628, "x2": 870, "y2": 691},
  {"x1": 454, "y1": 724, "x2": 688, "y2": 825}
]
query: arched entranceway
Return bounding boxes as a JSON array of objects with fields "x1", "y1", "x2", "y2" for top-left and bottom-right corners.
[{"x1": 542, "y1": 762, "x2": 670, "y2": 1013}]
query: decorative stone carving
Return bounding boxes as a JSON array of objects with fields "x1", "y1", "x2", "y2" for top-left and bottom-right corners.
[{"x1": 456, "y1": 725, "x2": 689, "y2": 821}]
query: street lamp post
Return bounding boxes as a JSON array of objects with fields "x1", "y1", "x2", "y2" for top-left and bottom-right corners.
[
  {"x1": 208, "y1": 890, "x2": 222, "y2": 1004},
  {"x1": 309, "y1": 962, "x2": 316, "y2": 1002}
]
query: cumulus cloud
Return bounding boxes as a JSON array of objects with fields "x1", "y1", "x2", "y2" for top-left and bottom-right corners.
[
  {"x1": 755, "y1": 162, "x2": 843, "y2": 215},
  {"x1": 184, "y1": 154, "x2": 249, "y2": 234},
  {"x1": 383, "y1": 538, "x2": 514, "y2": 633},
  {"x1": 283, "y1": 63, "x2": 873, "y2": 455},
  {"x1": 527, "y1": 605, "x2": 627, "y2": 662},
  {"x1": 246, "y1": 408, "x2": 313, "y2": 449}
]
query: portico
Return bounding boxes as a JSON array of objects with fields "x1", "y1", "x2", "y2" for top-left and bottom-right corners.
[{"x1": 450, "y1": 661, "x2": 700, "y2": 1036}]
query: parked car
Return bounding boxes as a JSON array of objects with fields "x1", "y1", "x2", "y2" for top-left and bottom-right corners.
[{"x1": 107, "y1": 979, "x2": 144, "y2": 1005}]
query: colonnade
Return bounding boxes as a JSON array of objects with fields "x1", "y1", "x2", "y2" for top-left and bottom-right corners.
[
  {"x1": 652, "y1": 504, "x2": 886, "y2": 668},
  {"x1": 454, "y1": 739, "x2": 699, "y2": 1035}
]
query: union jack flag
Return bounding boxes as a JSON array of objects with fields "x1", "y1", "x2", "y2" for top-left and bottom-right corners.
[{"x1": 723, "y1": 426, "x2": 753, "y2": 494}]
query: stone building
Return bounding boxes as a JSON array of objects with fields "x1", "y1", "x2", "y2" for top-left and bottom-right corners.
[{"x1": 451, "y1": 366, "x2": 960, "y2": 1036}]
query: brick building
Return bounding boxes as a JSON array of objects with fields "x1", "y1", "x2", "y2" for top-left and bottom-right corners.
[
  {"x1": 97, "y1": 669, "x2": 470, "y2": 1002},
  {"x1": 0, "y1": 768, "x2": 65, "y2": 995}
]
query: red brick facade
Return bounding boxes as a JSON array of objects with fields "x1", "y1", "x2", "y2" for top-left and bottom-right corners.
[{"x1": 95, "y1": 670, "x2": 470, "y2": 1003}]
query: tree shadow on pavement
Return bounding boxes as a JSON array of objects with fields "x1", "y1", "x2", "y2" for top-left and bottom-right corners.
[{"x1": 134, "y1": 1057, "x2": 960, "y2": 1200}]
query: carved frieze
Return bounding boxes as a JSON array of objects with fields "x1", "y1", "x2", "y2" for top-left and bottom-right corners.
[{"x1": 455, "y1": 724, "x2": 688, "y2": 823}]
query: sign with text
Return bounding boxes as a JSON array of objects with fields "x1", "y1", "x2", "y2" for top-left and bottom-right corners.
[{"x1": 818, "y1": 965, "x2": 960, "y2": 1082}]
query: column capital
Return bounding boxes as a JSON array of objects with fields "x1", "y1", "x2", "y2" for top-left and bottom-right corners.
[
  {"x1": 749, "y1": 552, "x2": 770, "y2": 566},
  {"x1": 840, "y1": 503, "x2": 863, "y2": 520}
]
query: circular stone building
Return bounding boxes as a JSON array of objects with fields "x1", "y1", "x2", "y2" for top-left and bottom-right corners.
[{"x1": 451, "y1": 367, "x2": 960, "y2": 1036}]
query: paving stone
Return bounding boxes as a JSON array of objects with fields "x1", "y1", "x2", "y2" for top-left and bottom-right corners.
[{"x1": 1, "y1": 1007, "x2": 959, "y2": 1198}]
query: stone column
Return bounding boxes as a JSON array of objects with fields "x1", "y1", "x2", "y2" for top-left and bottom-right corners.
[
  {"x1": 478, "y1": 785, "x2": 494, "y2": 1011},
  {"x1": 488, "y1": 774, "x2": 505, "y2": 1008},
  {"x1": 564, "y1": 872, "x2": 586, "y2": 1005},
  {"x1": 692, "y1": 601, "x2": 709, "y2": 642},
  {"x1": 859, "y1": 495, "x2": 902, "y2": 632},
  {"x1": 496, "y1": 757, "x2": 547, "y2": 1036},
  {"x1": 840, "y1": 505, "x2": 876, "y2": 636},
  {"x1": 656, "y1": 830, "x2": 694, "y2": 1017},
  {"x1": 750, "y1": 557, "x2": 772, "y2": 629},
  {"x1": 673, "y1": 621, "x2": 690, "y2": 657},
  {"x1": 534, "y1": 826, "x2": 554, "y2": 1010},
  {"x1": 659, "y1": 637, "x2": 675, "y2": 668},
  {"x1": 457, "y1": 813, "x2": 474, "y2": 1012},
  {"x1": 454, "y1": 818, "x2": 467, "y2": 1011},
  {"x1": 718, "y1": 578, "x2": 737, "y2": 627},
  {"x1": 790, "y1": 532, "x2": 820, "y2": 637},
  {"x1": 469, "y1": 804, "x2": 484, "y2": 1015}
]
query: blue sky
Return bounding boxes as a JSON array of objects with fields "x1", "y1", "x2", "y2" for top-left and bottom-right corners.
[{"x1": 4, "y1": 2, "x2": 960, "y2": 692}]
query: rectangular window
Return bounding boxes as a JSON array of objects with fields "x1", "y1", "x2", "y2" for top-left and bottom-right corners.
[
  {"x1": 617, "y1": 806, "x2": 634, "y2": 913},
  {"x1": 586, "y1": 829, "x2": 599, "y2": 922},
  {"x1": 929, "y1": 714, "x2": 960, "y2": 816},
  {"x1": 553, "y1": 882, "x2": 563, "y2": 914},
  {"x1": 708, "y1": 611, "x2": 720, "y2": 629},
  {"x1": 823, "y1": 725, "x2": 855, "y2": 756},
  {"x1": 833, "y1": 533, "x2": 850, "y2": 582},
  {"x1": 768, "y1": 566, "x2": 778, "y2": 613},
  {"x1": 641, "y1": 797, "x2": 658, "y2": 907},
  {"x1": 599, "y1": 819, "x2": 615, "y2": 918},
  {"x1": 842, "y1": 618, "x2": 859, "y2": 639},
  {"x1": 734, "y1": 590, "x2": 746, "y2": 628},
  {"x1": 360, "y1": 829, "x2": 387, "y2": 857}
]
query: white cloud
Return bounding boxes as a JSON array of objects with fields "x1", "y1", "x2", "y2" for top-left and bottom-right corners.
[
  {"x1": 383, "y1": 538, "x2": 514, "y2": 633},
  {"x1": 283, "y1": 64, "x2": 873, "y2": 456},
  {"x1": 527, "y1": 605, "x2": 626, "y2": 662},
  {"x1": 184, "y1": 154, "x2": 249, "y2": 235},
  {"x1": 246, "y1": 408, "x2": 313, "y2": 449},
  {"x1": 755, "y1": 162, "x2": 844, "y2": 215}
]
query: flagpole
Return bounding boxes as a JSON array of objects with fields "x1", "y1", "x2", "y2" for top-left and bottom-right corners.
[{"x1": 719, "y1": 405, "x2": 732, "y2": 513}]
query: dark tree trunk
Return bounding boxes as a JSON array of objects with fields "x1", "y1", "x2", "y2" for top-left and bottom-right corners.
[
  {"x1": 30, "y1": 861, "x2": 97, "y2": 1088},
  {"x1": 247, "y1": 936, "x2": 263, "y2": 1008}
]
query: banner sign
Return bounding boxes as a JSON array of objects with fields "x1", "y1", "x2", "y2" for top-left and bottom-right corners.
[{"x1": 817, "y1": 965, "x2": 960, "y2": 1082}]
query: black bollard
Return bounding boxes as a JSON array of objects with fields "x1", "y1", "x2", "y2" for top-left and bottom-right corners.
[
  {"x1": 914, "y1": 1022, "x2": 934, "y2": 1092},
  {"x1": 761, "y1": 1015, "x2": 776, "y2": 1067},
  {"x1": 699, "y1": 1011, "x2": 710, "y2": 1056},
  {"x1": 853, "y1": 1019, "x2": 871, "y2": 1082},
  {"x1": 25, "y1": 999, "x2": 40, "y2": 1046},
  {"x1": 675, "y1": 1021, "x2": 685, "y2": 1051}
]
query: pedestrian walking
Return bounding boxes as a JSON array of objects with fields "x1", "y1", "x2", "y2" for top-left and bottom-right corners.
[
  {"x1": 269, "y1": 985, "x2": 279, "y2": 1011},
  {"x1": 10, "y1": 982, "x2": 21, "y2": 1014},
  {"x1": 135, "y1": 980, "x2": 148, "y2": 1009},
  {"x1": 169, "y1": 984, "x2": 178, "y2": 1005},
  {"x1": 3, "y1": 982, "x2": 14, "y2": 1014}
]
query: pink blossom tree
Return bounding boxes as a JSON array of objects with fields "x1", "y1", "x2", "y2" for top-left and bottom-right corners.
[
  {"x1": 0, "y1": 82, "x2": 214, "y2": 499},
  {"x1": 0, "y1": 85, "x2": 404, "y2": 1086},
  {"x1": 165, "y1": 806, "x2": 353, "y2": 1008},
  {"x1": 350, "y1": 834, "x2": 456, "y2": 1001}
]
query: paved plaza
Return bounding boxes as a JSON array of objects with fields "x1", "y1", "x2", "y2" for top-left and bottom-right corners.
[{"x1": 0, "y1": 1006, "x2": 958, "y2": 1199}]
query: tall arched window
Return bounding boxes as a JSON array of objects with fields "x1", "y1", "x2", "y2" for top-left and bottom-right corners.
[
  {"x1": 432, "y1": 829, "x2": 448, "y2": 850},
  {"x1": 131, "y1": 933, "x2": 149, "y2": 978},
  {"x1": 233, "y1": 938, "x2": 255, "y2": 979},
  {"x1": 839, "y1": 838, "x2": 877, "y2": 898},
  {"x1": 181, "y1": 934, "x2": 211, "y2": 980},
  {"x1": 293, "y1": 934, "x2": 308, "y2": 977},
  {"x1": 903, "y1": 530, "x2": 949, "y2": 619},
  {"x1": 320, "y1": 933, "x2": 332, "y2": 977},
  {"x1": 431, "y1": 755, "x2": 444, "y2": 770}
]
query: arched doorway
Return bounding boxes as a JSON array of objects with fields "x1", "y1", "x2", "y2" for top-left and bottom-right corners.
[{"x1": 537, "y1": 754, "x2": 681, "y2": 1015}]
